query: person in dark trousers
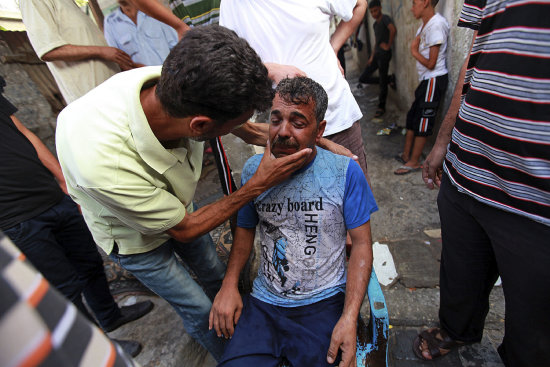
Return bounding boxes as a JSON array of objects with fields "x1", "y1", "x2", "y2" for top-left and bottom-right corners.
[
  {"x1": 357, "y1": 0, "x2": 396, "y2": 118},
  {"x1": 416, "y1": 0, "x2": 550, "y2": 364},
  {"x1": 0, "y1": 76, "x2": 153, "y2": 357}
]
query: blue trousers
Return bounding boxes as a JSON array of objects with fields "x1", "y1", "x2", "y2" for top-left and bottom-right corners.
[
  {"x1": 110, "y1": 234, "x2": 227, "y2": 360},
  {"x1": 218, "y1": 293, "x2": 345, "y2": 367},
  {"x1": 3, "y1": 195, "x2": 121, "y2": 327}
]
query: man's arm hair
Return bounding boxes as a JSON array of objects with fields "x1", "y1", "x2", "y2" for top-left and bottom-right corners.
[
  {"x1": 330, "y1": 0, "x2": 368, "y2": 53},
  {"x1": 10, "y1": 115, "x2": 67, "y2": 194}
]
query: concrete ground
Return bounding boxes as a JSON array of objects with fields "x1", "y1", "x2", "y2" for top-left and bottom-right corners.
[{"x1": 107, "y1": 56, "x2": 506, "y2": 367}]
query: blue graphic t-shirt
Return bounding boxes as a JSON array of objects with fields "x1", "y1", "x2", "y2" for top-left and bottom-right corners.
[{"x1": 238, "y1": 148, "x2": 378, "y2": 307}]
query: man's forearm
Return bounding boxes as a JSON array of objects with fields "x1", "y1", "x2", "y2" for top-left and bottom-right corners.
[
  {"x1": 326, "y1": 222, "x2": 373, "y2": 365},
  {"x1": 11, "y1": 115, "x2": 66, "y2": 189},
  {"x1": 129, "y1": 0, "x2": 190, "y2": 38},
  {"x1": 434, "y1": 31, "x2": 476, "y2": 148},
  {"x1": 330, "y1": 0, "x2": 367, "y2": 52},
  {"x1": 167, "y1": 179, "x2": 264, "y2": 243},
  {"x1": 42, "y1": 44, "x2": 105, "y2": 62},
  {"x1": 223, "y1": 227, "x2": 255, "y2": 287},
  {"x1": 342, "y1": 223, "x2": 373, "y2": 321},
  {"x1": 42, "y1": 44, "x2": 134, "y2": 71},
  {"x1": 168, "y1": 146, "x2": 311, "y2": 242}
]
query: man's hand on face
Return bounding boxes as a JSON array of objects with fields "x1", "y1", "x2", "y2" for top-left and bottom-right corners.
[
  {"x1": 209, "y1": 285, "x2": 243, "y2": 339},
  {"x1": 250, "y1": 142, "x2": 312, "y2": 192},
  {"x1": 327, "y1": 315, "x2": 357, "y2": 367}
]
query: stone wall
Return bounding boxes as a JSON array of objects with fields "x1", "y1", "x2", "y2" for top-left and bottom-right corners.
[{"x1": 0, "y1": 39, "x2": 58, "y2": 154}]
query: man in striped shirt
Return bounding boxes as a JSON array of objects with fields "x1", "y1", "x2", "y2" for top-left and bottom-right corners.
[{"x1": 416, "y1": 0, "x2": 550, "y2": 365}]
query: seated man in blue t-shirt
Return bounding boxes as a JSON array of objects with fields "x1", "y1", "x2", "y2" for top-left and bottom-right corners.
[{"x1": 209, "y1": 77, "x2": 378, "y2": 367}]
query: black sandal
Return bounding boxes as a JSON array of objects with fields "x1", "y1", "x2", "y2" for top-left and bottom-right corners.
[{"x1": 413, "y1": 327, "x2": 464, "y2": 360}]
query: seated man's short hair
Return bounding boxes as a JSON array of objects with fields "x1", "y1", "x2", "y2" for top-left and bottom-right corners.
[{"x1": 275, "y1": 77, "x2": 328, "y2": 124}]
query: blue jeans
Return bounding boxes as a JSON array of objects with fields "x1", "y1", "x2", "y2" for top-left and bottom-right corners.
[
  {"x1": 110, "y1": 234, "x2": 227, "y2": 360},
  {"x1": 3, "y1": 195, "x2": 121, "y2": 327}
]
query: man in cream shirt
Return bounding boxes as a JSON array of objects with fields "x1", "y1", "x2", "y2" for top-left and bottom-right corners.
[{"x1": 19, "y1": 0, "x2": 135, "y2": 103}]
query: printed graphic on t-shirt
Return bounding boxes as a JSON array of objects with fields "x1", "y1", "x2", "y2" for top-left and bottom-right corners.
[{"x1": 258, "y1": 193, "x2": 332, "y2": 297}]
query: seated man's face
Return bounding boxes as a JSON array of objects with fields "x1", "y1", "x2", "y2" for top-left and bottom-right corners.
[{"x1": 269, "y1": 94, "x2": 324, "y2": 159}]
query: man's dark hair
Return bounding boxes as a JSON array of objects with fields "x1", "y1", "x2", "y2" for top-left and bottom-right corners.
[
  {"x1": 156, "y1": 25, "x2": 274, "y2": 122},
  {"x1": 369, "y1": 0, "x2": 381, "y2": 8},
  {"x1": 275, "y1": 77, "x2": 328, "y2": 124},
  {"x1": 431, "y1": 0, "x2": 439, "y2": 7}
]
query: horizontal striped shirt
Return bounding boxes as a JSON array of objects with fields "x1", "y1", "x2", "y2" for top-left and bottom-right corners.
[
  {"x1": 0, "y1": 233, "x2": 138, "y2": 367},
  {"x1": 444, "y1": 0, "x2": 550, "y2": 226},
  {"x1": 169, "y1": 0, "x2": 220, "y2": 27}
]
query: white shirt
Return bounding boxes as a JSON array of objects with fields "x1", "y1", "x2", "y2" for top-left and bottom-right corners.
[
  {"x1": 220, "y1": 0, "x2": 363, "y2": 136},
  {"x1": 416, "y1": 13, "x2": 449, "y2": 80},
  {"x1": 19, "y1": 0, "x2": 119, "y2": 103},
  {"x1": 104, "y1": 9, "x2": 178, "y2": 66}
]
